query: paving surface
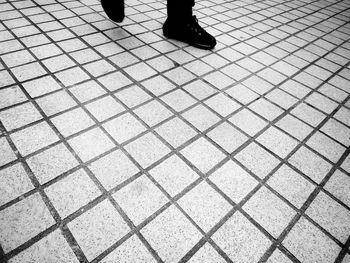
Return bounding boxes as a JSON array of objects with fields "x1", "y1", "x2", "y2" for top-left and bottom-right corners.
[{"x1": 0, "y1": 0, "x2": 350, "y2": 262}]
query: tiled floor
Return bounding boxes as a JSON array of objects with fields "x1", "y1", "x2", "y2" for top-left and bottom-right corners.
[{"x1": 0, "y1": 0, "x2": 349, "y2": 262}]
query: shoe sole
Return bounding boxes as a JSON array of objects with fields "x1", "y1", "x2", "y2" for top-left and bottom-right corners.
[{"x1": 163, "y1": 31, "x2": 215, "y2": 50}]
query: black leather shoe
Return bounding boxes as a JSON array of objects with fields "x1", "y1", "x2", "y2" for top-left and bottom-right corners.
[
  {"x1": 101, "y1": 0, "x2": 125, "y2": 23},
  {"x1": 163, "y1": 16, "x2": 216, "y2": 50}
]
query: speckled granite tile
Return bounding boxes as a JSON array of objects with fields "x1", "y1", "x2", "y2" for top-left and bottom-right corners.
[
  {"x1": 113, "y1": 175, "x2": 168, "y2": 225},
  {"x1": 306, "y1": 191, "x2": 350, "y2": 243},
  {"x1": 100, "y1": 235, "x2": 156, "y2": 263},
  {"x1": 149, "y1": 155, "x2": 199, "y2": 197},
  {"x1": 45, "y1": 169, "x2": 101, "y2": 218},
  {"x1": 141, "y1": 205, "x2": 202, "y2": 262},
  {"x1": 9, "y1": 229, "x2": 79, "y2": 263},
  {"x1": 178, "y1": 182, "x2": 231, "y2": 232},
  {"x1": 68, "y1": 200, "x2": 130, "y2": 261},
  {"x1": 0, "y1": 193, "x2": 55, "y2": 253},
  {"x1": 0, "y1": 163, "x2": 34, "y2": 206},
  {"x1": 283, "y1": 217, "x2": 341, "y2": 263},
  {"x1": 212, "y1": 211, "x2": 271, "y2": 263}
]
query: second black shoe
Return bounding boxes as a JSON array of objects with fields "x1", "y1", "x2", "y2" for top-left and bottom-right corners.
[
  {"x1": 101, "y1": 0, "x2": 125, "y2": 23},
  {"x1": 163, "y1": 16, "x2": 216, "y2": 50}
]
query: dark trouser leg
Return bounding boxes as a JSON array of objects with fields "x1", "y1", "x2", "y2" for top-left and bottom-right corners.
[{"x1": 167, "y1": 0, "x2": 194, "y2": 21}]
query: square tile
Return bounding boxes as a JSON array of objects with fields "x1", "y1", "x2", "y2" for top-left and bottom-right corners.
[
  {"x1": 325, "y1": 170, "x2": 350, "y2": 207},
  {"x1": 100, "y1": 235, "x2": 156, "y2": 263},
  {"x1": 30, "y1": 43, "x2": 62, "y2": 59},
  {"x1": 257, "y1": 127, "x2": 298, "y2": 158},
  {"x1": 0, "y1": 70, "x2": 16, "y2": 88},
  {"x1": 210, "y1": 160, "x2": 258, "y2": 204},
  {"x1": 167, "y1": 50, "x2": 195, "y2": 64},
  {"x1": 1, "y1": 50, "x2": 35, "y2": 68},
  {"x1": 283, "y1": 217, "x2": 341, "y2": 263},
  {"x1": 182, "y1": 105, "x2": 220, "y2": 132},
  {"x1": 265, "y1": 89, "x2": 298, "y2": 109},
  {"x1": 229, "y1": 109, "x2": 268, "y2": 136},
  {"x1": 258, "y1": 68, "x2": 286, "y2": 85},
  {"x1": 141, "y1": 75, "x2": 176, "y2": 96},
  {"x1": 306, "y1": 191, "x2": 350, "y2": 243},
  {"x1": 306, "y1": 132, "x2": 346, "y2": 163},
  {"x1": 36, "y1": 90, "x2": 77, "y2": 116},
  {"x1": 183, "y1": 80, "x2": 216, "y2": 101},
  {"x1": 68, "y1": 200, "x2": 130, "y2": 261},
  {"x1": 221, "y1": 64, "x2": 251, "y2": 81},
  {"x1": 279, "y1": 79, "x2": 311, "y2": 99},
  {"x1": 68, "y1": 128, "x2": 115, "y2": 162},
  {"x1": 42, "y1": 54, "x2": 75, "y2": 73},
  {"x1": 124, "y1": 62, "x2": 157, "y2": 81},
  {"x1": 134, "y1": 100, "x2": 173, "y2": 127},
  {"x1": 11, "y1": 62, "x2": 47, "y2": 82},
  {"x1": 249, "y1": 98, "x2": 284, "y2": 121},
  {"x1": 45, "y1": 169, "x2": 101, "y2": 218},
  {"x1": 276, "y1": 114, "x2": 313, "y2": 141},
  {"x1": 291, "y1": 103, "x2": 326, "y2": 127},
  {"x1": 289, "y1": 146, "x2": 333, "y2": 185},
  {"x1": 9, "y1": 229, "x2": 79, "y2": 263},
  {"x1": 0, "y1": 102, "x2": 42, "y2": 132},
  {"x1": 0, "y1": 137, "x2": 16, "y2": 166},
  {"x1": 115, "y1": 85, "x2": 152, "y2": 108},
  {"x1": 10, "y1": 121, "x2": 60, "y2": 156},
  {"x1": 207, "y1": 122, "x2": 248, "y2": 153},
  {"x1": 27, "y1": 143, "x2": 79, "y2": 184},
  {"x1": 141, "y1": 205, "x2": 202, "y2": 262},
  {"x1": 98, "y1": 71, "x2": 132, "y2": 92},
  {"x1": 180, "y1": 137, "x2": 225, "y2": 173},
  {"x1": 319, "y1": 83, "x2": 348, "y2": 103},
  {"x1": 89, "y1": 150, "x2": 139, "y2": 191},
  {"x1": 305, "y1": 92, "x2": 339, "y2": 114},
  {"x1": 0, "y1": 163, "x2": 34, "y2": 206},
  {"x1": 266, "y1": 249, "x2": 293, "y2": 263},
  {"x1": 71, "y1": 48, "x2": 101, "y2": 64},
  {"x1": 113, "y1": 175, "x2": 168, "y2": 225},
  {"x1": 212, "y1": 211, "x2": 271, "y2": 263},
  {"x1": 164, "y1": 67, "x2": 196, "y2": 85},
  {"x1": 131, "y1": 45, "x2": 160, "y2": 60},
  {"x1": 234, "y1": 142, "x2": 280, "y2": 179},
  {"x1": 179, "y1": 182, "x2": 231, "y2": 232},
  {"x1": 155, "y1": 117, "x2": 197, "y2": 148},
  {"x1": 125, "y1": 132, "x2": 171, "y2": 169},
  {"x1": 203, "y1": 71, "x2": 234, "y2": 90},
  {"x1": 0, "y1": 193, "x2": 55, "y2": 253},
  {"x1": 146, "y1": 55, "x2": 175, "y2": 72},
  {"x1": 242, "y1": 76, "x2": 273, "y2": 95},
  {"x1": 244, "y1": 186, "x2": 295, "y2": 237},
  {"x1": 188, "y1": 243, "x2": 226, "y2": 263},
  {"x1": 185, "y1": 60, "x2": 213, "y2": 76},
  {"x1": 149, "y1": 155, "x2": 199, "y2": 197},
  {"x1": 69, "y1": 80, "x2": 106, "y2": 103},
  {"x1": 55, "y1": 67, "x2": 90, "y2": 87},
  {"x1": 22, "y1": 76, "x2": 62, "y2": 98},
  {"x1": 109, "y1": 52, "x2": 140, "y2": 68},
  {"x1": 103, "y1": 113, "x2": 146, "y2": 144},
  {"x1": 204, "y1": 94, "x2": 240, "y2": 117},
  {"x1": 84, "y1": 60, "x2": 116, "y2": 77},
  {"x1": 321, "y1": 118, "x2": 350, "y2": 146},
  {"x1": 85, "y1": 96, "x2": 125, "y2": 122},
  {"x1": 201, "y1": 53, "x2": 230, "y2": 68},
  {"x1": 161, "y1": 89, "x2": 197, "y2": 112},
  {"x1": 225, "y1": 84, "x2": 259, "y2": 104},
  {"x1": 268, "y1": 164, "x2": 315, "y2": 208},
  {"x1": 51, "y1": 108, "x2": 94, "y2": 137}
]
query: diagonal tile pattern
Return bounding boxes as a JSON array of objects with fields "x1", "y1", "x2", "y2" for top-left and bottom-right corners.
[{"x1": 0, "y1": 0, "x2": 349, "y2": 262}]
